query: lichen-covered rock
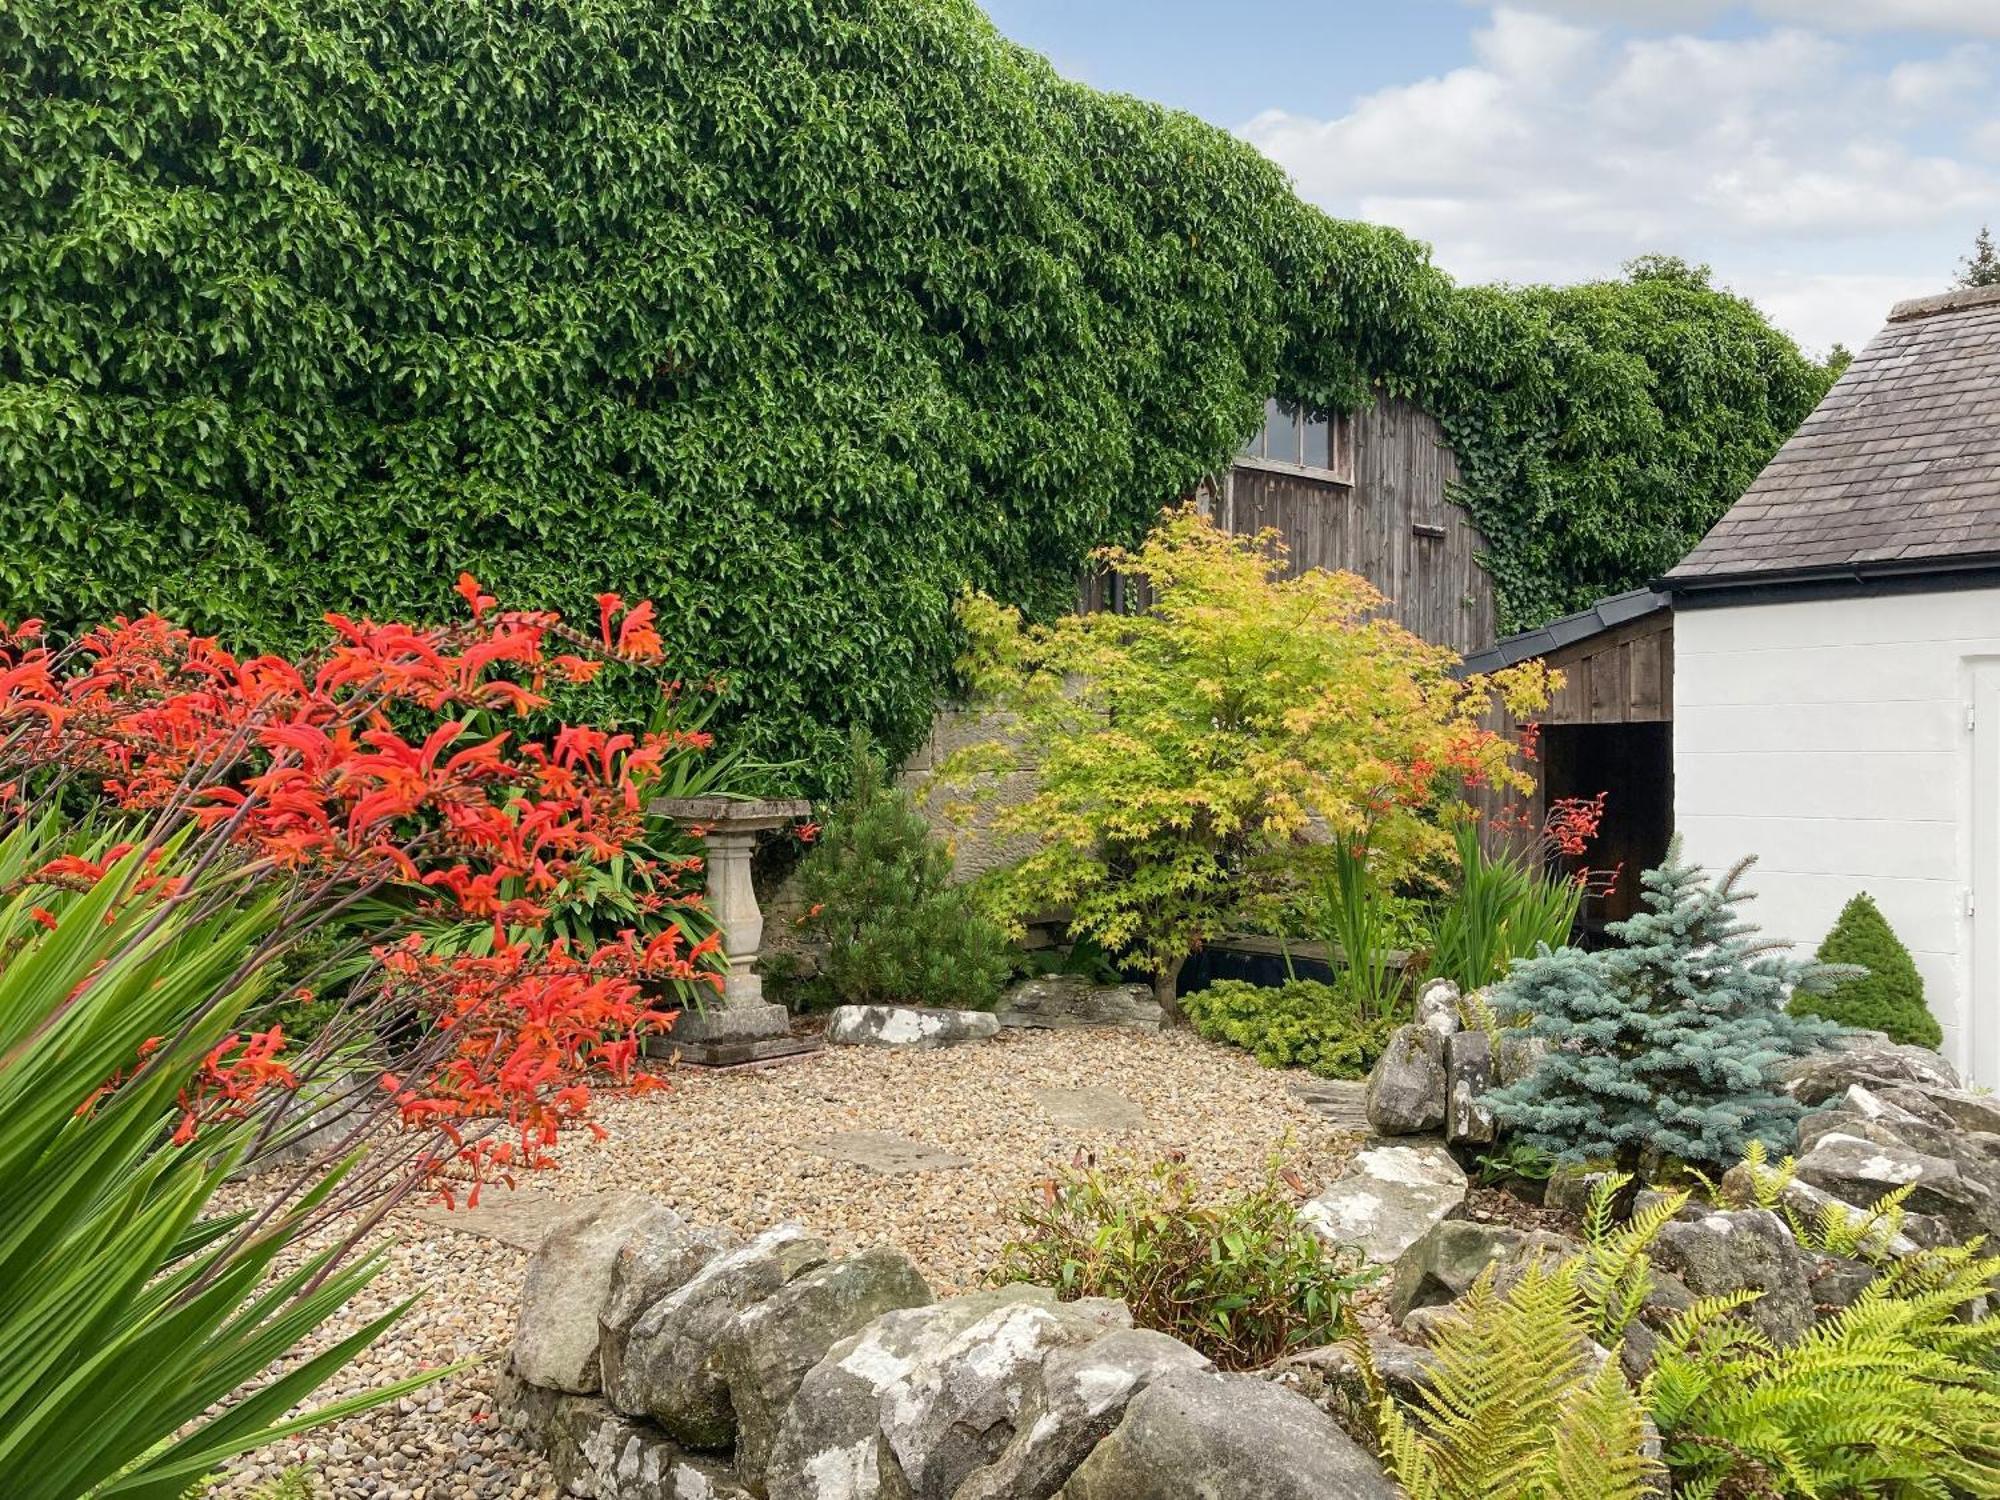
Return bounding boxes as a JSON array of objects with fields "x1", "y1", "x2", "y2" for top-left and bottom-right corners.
[
  {"x1": 1363, "y1": 1025, "x2": 1447, "y2": 1136},
  {"x1": 1716, "y1": 1160, "x2": 1932, "y2": 1259},
  {"x1": 719, "y1": 1248, "x2": 932, "y2": 1494},
  {"x1": 1782, "y1": 1035, "x2": 1961, "y2": 1105},
  {"x1": 1299, "y1": 1144, "x2": 1467, "y2": 1265},
  {"x1": 1794, "y1": 1130, "x2": 1997, "y2": 1242},
  {"x1": 996, "y1": 976, "x2": 1165, "y2": 1032},
  {"x1": 515, "y1": 1195, "x2": 676, "y2": 1394},
  {"x1": 1387, "y1": 1220, "x2": 1577, "y2": 1323},
  {"x1": 1908, "y1": 1087, "x2": 2000, "y2": 1135},
  {"x1": 1414, "y1": 979, "x2": 1461, "y2": 1039},
  {"x1": 1544, "y1": 1165, "x2": 1621, "y2": 1221},
  {"x1": 879, "y1": 1296, "x2": 1131, "y2": 1497},
  {"x1": 1650, "y1": 1209, "x2": 1816, "y2": 1348},
  {"x1": 614, "y1": 1224, "x2": 829, "y2": 1448},
  {"x1": 764, "y1": 1285, "x2": 1125, "y2": 1500},
  {"x1": 1060, "y1": 1369, "x2": 1398, "y2": 1499},
  {"x1": 825, "y1": 1005, "x2": 1000, "y2": 1048},
  {"x1": 599, "y1": 1218, "x2": 740, "y2": 1406},
  {"x1": 955, "y1": 1328, "x2": 1210, "y2": 1500},
  {"x1": 1443, "y1": 1029, "x2": 1495, "y2": 1145},
  {"x1": 1495, "y1": 1029, "x2": 1547, "y2": 1087},
  {"x1": 500, "y1": 1368, "x2": 755, "y2": 1500}
]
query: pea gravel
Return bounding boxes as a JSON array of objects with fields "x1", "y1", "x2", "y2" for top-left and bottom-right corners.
[{"x1": 209, "y1": 1028, "x2": 1361, "y2": 1498}]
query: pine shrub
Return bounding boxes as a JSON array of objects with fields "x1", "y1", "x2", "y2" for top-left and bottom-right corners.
[
  {"x1": 1485, "y1": 842, "x2": 1848, "y2": 1169},
  {"x1": 1788, "y1": 891, "x2": 1940, "y2": 1048},
  {"x1": 797, "y1": 732, "x2": 1011, "y2": 1010}
]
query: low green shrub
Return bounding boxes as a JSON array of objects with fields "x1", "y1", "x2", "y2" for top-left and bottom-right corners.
[
  {"x1": 1789, "y1": 891, "x2": 1941, "y2": 1048},
  {"x1": 797, "y1": 731, "x2": 1013, "y2": 1009},
  {"x1": 1182, "y1": 978, "x2": 1401, "y2": 1080},
  {"x1": 993, "y1": 1153, "x2": 1372, "y2": 1370}
]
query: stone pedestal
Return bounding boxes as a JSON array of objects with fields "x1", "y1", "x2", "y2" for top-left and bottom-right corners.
[{"x1": 647, "y1": 796, "x2": 821, "y2": 1067}]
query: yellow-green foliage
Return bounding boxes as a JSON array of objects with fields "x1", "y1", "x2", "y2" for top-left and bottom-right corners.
[
  {"x1": 950, "y1": 508, "x2": 1551, "y2": 988},
  {"x1": 1376, "y1": 1256, "x2": 1660, "y2": 1500},
  {"x1": 1735, "y1": 1140, "x2": 1917, "y2": 1261},
  {"x1": 1650, "y1": 1244, "x2": 2000, "y2": 1495}
]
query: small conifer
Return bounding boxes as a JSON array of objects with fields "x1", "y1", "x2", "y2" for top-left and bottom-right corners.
[
  {"x1": 798, "y1": 730, "x2": 1012, "y2": 1009},
  {"x1": 1486, "y1": 842, "x2": 1849, "y2": 1169},
  {"x1": 1789, "y1": 892, "x2": 1939, "y2": 1048}
]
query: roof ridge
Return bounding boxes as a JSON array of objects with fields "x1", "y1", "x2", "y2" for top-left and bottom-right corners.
[{"x1": 1888, "y1": 284, "x2": 2000, "y2": 323}]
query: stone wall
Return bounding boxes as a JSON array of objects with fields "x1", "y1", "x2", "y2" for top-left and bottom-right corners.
[
  {"x1": 896, "y1": 703, "x2": 1044, "y2": 883},
  {"x1": 504, "y1": 1198, "x2": 1397, "y2": 1499}
]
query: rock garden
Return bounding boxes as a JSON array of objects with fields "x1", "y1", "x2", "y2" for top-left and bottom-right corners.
[{"x1": 9, "y1": 516, "x2": 2000, "y2": 1500}]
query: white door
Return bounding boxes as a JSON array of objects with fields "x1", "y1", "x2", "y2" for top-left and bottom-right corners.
[{"x1": 1969, "y1": 661, "x2": 2000, "y2": 1086}]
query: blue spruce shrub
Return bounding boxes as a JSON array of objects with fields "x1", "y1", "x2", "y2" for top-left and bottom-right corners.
[{"x1": 1485, "y1": 842, "x2": 1853, "y2": 1169}]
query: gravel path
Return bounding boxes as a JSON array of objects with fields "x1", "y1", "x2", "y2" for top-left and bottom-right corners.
[{"x1": 212, "y1": 1028, "x2": 1359, "y2": 1498}]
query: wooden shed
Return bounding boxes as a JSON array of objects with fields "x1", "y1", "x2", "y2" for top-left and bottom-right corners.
[{"x1": 1462, "y1": 588, "x2": 1674, "y2": 927}]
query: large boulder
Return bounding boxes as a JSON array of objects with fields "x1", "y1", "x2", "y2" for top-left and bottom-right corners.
[
  {"x1": 1363, "y1": 1025, "x2": 1447, "y2": 1136},
  {"x1": 1299, "y1": 1144, "x2": 1467, "y2": 1265},
  {"x1": 515, "y1": 1195, "x2": 676, "y2": 1394},
  {"x1": 1387, "y1": 1220, "x2": 1575, "y2": 1323},
  {"x1": 1650, "y1": 1209, "x2": 1816, "y2": 1348},
  {"x1": 1782, "y1": 1035, "x2": 1961, "y2": 1105},
  {"x1": 501, "y1": 1368, "x2": 755, "y2": 1500},
  {"x1": 825, "y1": 1005, "x2": 1000, "y2": 1049},
  {"x1": 612, "y1": 1224, "x2": 829, "y2": 1447},
  {"x1": 1443, "y1": 1029, "x2": 1496, "y2": 1146},
  {"x1": 719, "y1": 1247, "x2": 933, "y2": 1493},
  {"x1": 879, "y1": 1296, "x2": 1132, "y2": 1497},
  {"x1": 955, "y1": 1328, "x2": 1211, "y2": 1500},
  {"x1": 764, "y1": 1286, "x2": 1125, "y2": 1500},
  {"x1": 1909, "y1": 1087, "x2": 2000, "y2": 1135},
  {"x1": 1059, "y1": 1369, "x2": 1398, "y2": 1499},
  {"x1": 599, "y1": 1218, "x2": 740, "y2": 1403},
  {"x1": 1794, "y1": 1130, "x2": 1997, "y2": 1242},
  {"x1": 996, "y1": 976, "x2": 1165, "y2": 1032}
]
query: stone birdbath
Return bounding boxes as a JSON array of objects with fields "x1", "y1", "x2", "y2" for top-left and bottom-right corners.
[{"x1": 649, "y1": 795, "x2": 818, "y2": 1066}]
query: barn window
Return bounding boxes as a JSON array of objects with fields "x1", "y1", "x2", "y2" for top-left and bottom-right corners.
[{"x1": 1237, "y1": 398, "x2": 1353, "y2": 482}]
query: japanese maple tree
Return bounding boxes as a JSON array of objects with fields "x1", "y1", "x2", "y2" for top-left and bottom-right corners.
[{"x1": 947, "y1": 507, "x2": 1551, "y2": 1013}]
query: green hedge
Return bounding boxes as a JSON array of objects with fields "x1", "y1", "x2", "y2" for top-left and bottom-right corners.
[{"x1": 1, "y1": 0, "x2": 1833, "y2": 789}]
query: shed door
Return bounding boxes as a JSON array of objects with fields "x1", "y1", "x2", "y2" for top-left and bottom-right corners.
[{"x1": 1970, "y1": 662, "x2": 2000, "y2": 1086}]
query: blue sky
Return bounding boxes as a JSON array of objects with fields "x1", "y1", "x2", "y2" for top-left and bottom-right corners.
[{"x1": 980, "y1": 1, "x2": 2000, "y2": 355}]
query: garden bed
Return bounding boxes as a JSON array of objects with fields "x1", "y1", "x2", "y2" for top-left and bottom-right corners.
[{"x1": 213, "y1": 1029, "x2": 1358, "y2": 1498}]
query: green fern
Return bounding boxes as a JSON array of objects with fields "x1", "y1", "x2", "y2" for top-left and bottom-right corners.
[
  {"x1": 1374, "y1": 1255, "x2": 1662, "y2": 1500},
  {"x1": 1735, "y1": 1141, "x2": 1914, "y2": 1261},
  {"x1": 1649, "y1": 1242, "x2": 2000, "y2": 1495},
  {"x1": 1579, "y1": 1171, "x2": 1688, "y2": 1342}
]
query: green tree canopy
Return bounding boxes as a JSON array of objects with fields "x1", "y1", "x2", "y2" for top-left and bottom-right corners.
[
  {"x1": 1790, "y1": 891, "x2": 1940, "y2": 1048},
  {"x1": 2, "y1": 0, "x2": 1831, "y2": 788}
]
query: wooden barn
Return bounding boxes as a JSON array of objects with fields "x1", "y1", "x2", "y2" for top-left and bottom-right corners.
[{"x1": 1084, "y1": 394, "x2": 1498, "y2": 657}]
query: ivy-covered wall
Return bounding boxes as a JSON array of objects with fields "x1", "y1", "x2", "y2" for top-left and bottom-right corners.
[{"x1": 0, "y1": 0, "x2": 1831, "y2": 789}]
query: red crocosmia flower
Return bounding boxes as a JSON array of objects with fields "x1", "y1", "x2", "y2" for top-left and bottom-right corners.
[
  {"x1": 28, "y1": 906, "x2": 57, "y2": 930},
  {"x1": 794, "y1": 821, "x2": 821, "y2": 844}
]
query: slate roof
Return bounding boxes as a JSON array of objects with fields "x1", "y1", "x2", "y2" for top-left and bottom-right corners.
[
  {"x1": 1667, "y1": 283, "x2": 2000, "y2": 587},
  {"x1": 1459, "y1": 587, "x2": 1669, "y2": 676}
]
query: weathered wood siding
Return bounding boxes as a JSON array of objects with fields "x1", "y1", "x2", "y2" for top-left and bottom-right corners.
[
  {"x1": 1223, "y1": 397, "x2": 1494, "y2": 655},
  {"x1": 1537, "y1": 613, "x2": 1674, "y2": 725}
]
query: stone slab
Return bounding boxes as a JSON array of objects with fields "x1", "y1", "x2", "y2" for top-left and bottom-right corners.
[
  {"x1": 1034, "y1": 1087, "x2": 1148, "y2": 1133},
  {"x1": 804, "y1": 1131, "x2": 973, "y2": 1175},
  {"x1": 644, "y1": 1033, "x2": 824, "y2": 1068},
  {"x1": 1288, "y1": 1078, "x2": 1369, "y2": 1133},
  {"x1": 406, "y1": 1186, "x2": 610, "y2": 1251}
]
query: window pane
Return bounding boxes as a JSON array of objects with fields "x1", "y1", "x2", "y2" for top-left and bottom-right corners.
[
  {"x1": 1302, "y1": 413, "x2": 1330, "y2": 470},
  {"x1": 1265, "y1": 398, "x2": 1299, "y2": 464}
]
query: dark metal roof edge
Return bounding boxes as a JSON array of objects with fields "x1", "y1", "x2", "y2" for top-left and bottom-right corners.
[
  {"x1": 1458, "y1": 587, "x2": 1670, "y2": 676},
  {"x1": 1660, "y1": 553, "x2": 2000, "y2": 607}
]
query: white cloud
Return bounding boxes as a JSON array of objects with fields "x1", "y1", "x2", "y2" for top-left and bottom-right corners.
[
  {"x1": 1240, "y1": 6, "x2": 2000, "y2": 351},
  {"x1": 1512, "y1": 0, "x2": 2000, "y2": 37}
]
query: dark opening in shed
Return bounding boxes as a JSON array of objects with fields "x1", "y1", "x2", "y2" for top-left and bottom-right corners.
[{"x1": 1462, "y1": 588, "x2": 1674, "y2": 933}]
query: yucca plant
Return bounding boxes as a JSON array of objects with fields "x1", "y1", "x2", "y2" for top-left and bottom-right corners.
[{"x1": 0, "y1": 823, "x2": 443, "y2": 1500}]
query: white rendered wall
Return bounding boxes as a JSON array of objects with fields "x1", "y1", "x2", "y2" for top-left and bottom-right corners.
[{"x1": 1675, "y1": 587, "x2": 2000, "y2": 1083}]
